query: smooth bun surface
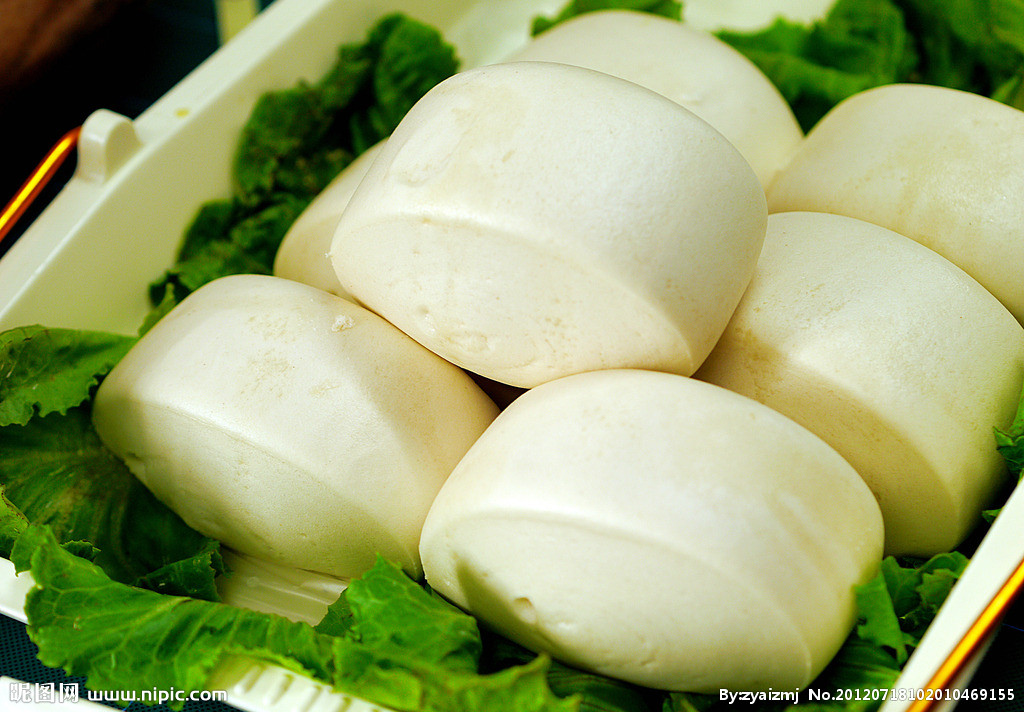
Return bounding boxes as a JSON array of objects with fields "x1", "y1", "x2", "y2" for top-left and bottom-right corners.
[
  {"x1": 331, "y1": 61, "x2": 766, "y2": 387},
  {"x1": 92, "y1": 274, "x2": 499, "y2": 578},
  {"x1": 767, "y1": 83, "x2": 1024, "y2": 322},
  {"x1": 506, "y1": 10, "x2": 803, "y2": 187},
  {"x1": 420, "y1": 369, "x2": 883, "y2": 692},
  {"x1": 696, "y1": 211, "x2": 1024, "y2": 555},
  {"x1": 273, "y1": 141, "x2": 385, "y2": 297}
]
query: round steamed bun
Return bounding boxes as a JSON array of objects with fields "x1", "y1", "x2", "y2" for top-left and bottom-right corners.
[
  {"x1": 92, "y1": 274, "x2": 499, "y2": 578},
  {"x1": 420, "y1": 369, "x2": 884, "y2": 692},
  {"x1": 767, "y1": 84, "x2": 1024, "y2": 323},
  {"x1": 505, "y1": 9, "x2": 803, "y2": 187},
  {"x1": 696, "y1": 211, "x2": 1024, "y2": 555},
  {"x1": 330, "y1": 61, "x2": 766, "y2": 388}
]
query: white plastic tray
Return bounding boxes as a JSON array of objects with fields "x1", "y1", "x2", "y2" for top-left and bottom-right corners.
[{"x1": 1, "y1": 0, "x2": 1019, "y2": 710}]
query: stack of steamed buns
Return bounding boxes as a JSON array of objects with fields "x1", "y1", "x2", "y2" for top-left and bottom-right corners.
[{"x1": 92, "y1": 10, "x2": 1024, "y2": 693}]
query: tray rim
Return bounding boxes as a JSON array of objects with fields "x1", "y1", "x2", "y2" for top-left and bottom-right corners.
[{"x1": 1, "y1": 1, "x2": 1020, "y2": 711}]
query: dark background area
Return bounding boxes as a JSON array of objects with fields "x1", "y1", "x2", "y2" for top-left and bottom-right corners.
[
  {"x1": 0, "y1": 0, "x2": 238, "y2": 255},
  {"x1": 1, "y1": 0, "x2": 222, "y2": 194}
]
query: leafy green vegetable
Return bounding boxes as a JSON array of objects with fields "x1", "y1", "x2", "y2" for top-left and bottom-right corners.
[
  {"x1": 342, "y1": 556, "x2": 482, "y2": 674},
  {"x1": 0, "y1": 407, "x2": 225, "y2": 599},
  {"x1": 233, "y1": 91, "x2": 352, "y2": 207},
  {"x1": 716, "y1": 0, "x2": 916, "y2": 130},
  {"x1": 716, "y1": 0, "x2": 1024, "y2": 130},
  {"x1": 794, "y1": 639, "x2": 902, "y2": 712},
  {"x1": 0, "y1": 323, "x2": 224, "y2": 597},
  {"x1": 150, "y1": 13, "x2": 459, "y2": 303},
  {"x1": 531, "y1": 0, "x2": 681, "y2": 36},
  {"x1": 482, "y1": 635, "x2": 663, "y2": 712},
  {"x1": 315, "y1": 591, "x2": 356, "y2": 637},
  {"x1": 342, "y1": 13, "x2": 464, "y2": 157},
  {"x1": 885, "y1": 553, "x2": 968, "y2": 642},
  {"x1": 664, "y1": 693, "x2": 717, "y2": 712},
  {"x1": 987, "y1": 383, "x2": 1024, "y2": 517},
  {"x1": 139, "y1": 282, "x2": 179, "y2": 337},
  {"x1": 151, "y1": 194, "x2": 309, "y2": 302},
  {"x1": 12, "y1": 525, "x2": 333, "y2": 705},
  {"x1": 899, "y1": 0, "x2": 1024, "y2": 105},
  {"x1": 0, "y1": 487, "x2": 29, "y2": 556},
  {"x1": 233, "y1": 13, "x2": 458, "y2": 202},
  {"x1": 0, "y1": 325, "x2": 136, "y2": 427},
  {"x1": 781, "y1": 554, "x2": 967, "y2": 711},
  {"x1": 14, "y1": 526, "x2": 578, "y2": 712},
  {"x1": 854, "y1": 573, "x2": 911, "y2": 665}
]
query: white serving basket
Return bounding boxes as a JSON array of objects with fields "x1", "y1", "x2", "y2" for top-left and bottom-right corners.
[{"x1": 0, "y1": 0, "x2": 1020, "y2": 710}]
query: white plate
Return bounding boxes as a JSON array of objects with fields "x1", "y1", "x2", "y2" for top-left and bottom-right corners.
[{"x1": 2, "y1": 0, "x2": 1017, "y2": 710}]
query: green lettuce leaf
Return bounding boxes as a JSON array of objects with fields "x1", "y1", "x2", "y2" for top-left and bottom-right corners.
[
  {"x1": 800, "y1": 638, "x2": 901, "y2": 711},
  {"x1": 986, "y1": 382, "x2": 1024, "y2": 521},
  {"x1": 234, "y1": 89, "x2": 354, "y2": 207},
  {"x1": 845, "y1": 553, "x2": 966, "y2": 678},
  {"x1": 151, "y1": 194, "x2": 309, "y2": 302},
  {"x1": 342, "y1": 556, "x2": 482, "y2": 673},
  {"x1": 898, "y1": 0, "x2": 1024, "y2": 99},
  {"x1": 716, "y1": 0, "x2": 1024, "y2": 130},
  {"x1": 0, "y1": 487, "x2": 29, "y2": 556},
  {"x1": 0, "y1": 325, "x2": 136, "y2": 427},
  {"x1": 717, "y1": 0, "x2": 916, "y2": 131},
  {"x1": 797, "y1": 553, "x2": 967, "y2": 711},
  {"x1": 231, "y1": 13, "x2": 458, "y2": 204},
  {"x1": 885, "y1": 553, "x2": 968, "y2": 641},
  {"x1": 14, "y1": 525, "x2": 578, "y2": 712},
  {"x1": 483, "y1": 634, "x2": 663, "y2": 712},
  {"x1": 0, "y1": 406, "x2": 224, "y2": 599},
  {"x1": 664, "y1": 693, "x2": 718, "y2": 712},
  {"x1": 316, "y1": 591, "x2": 356, "y2": 637},
  {"x1": 12, "y1": 524, "x2": 333, "y2": 704},
  {"x1": 531, "y1": 0, "x2": 682, "y2": 36},
  {"x1": 150, "y1": 13, "x2": 458, "y2": 303},
  {"x1": 139, "y1": 282, "x2": 180, "y2": 336},
  {"x1": 342, "y1": 13, "x2": 463, "y2": 157},
  {"x1": 854, "y1": 572, "x2": 912, "y2": 665}
]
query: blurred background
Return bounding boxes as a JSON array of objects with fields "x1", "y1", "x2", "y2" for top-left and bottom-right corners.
[{"x1": 0, "y1": 0, "x2": 274, "y2": 253}]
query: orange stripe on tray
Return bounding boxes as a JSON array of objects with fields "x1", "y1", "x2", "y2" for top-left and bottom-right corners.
[
  {"x1": 906, "y1": 553, "x2": 1024, "y2": 712},
  {"x1": 0, "y1": 126, "x2": 82, "y2": 246}
]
